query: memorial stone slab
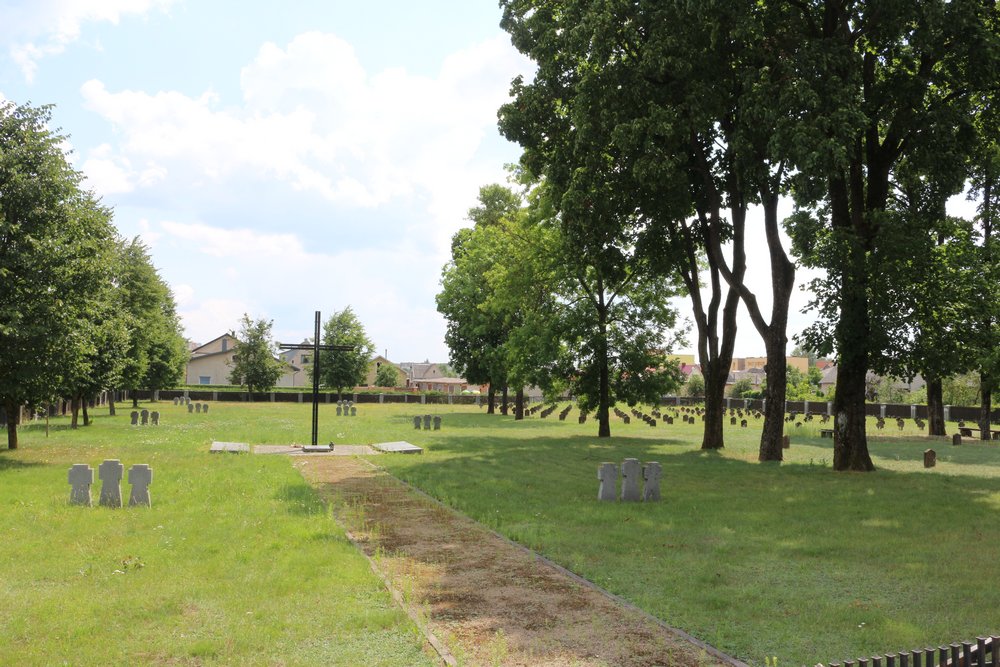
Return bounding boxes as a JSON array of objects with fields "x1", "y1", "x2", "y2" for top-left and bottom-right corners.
[
  {"x1": 373, "y1": 441, "x2": 423, "y2": 454},
  {"x1": 130, "y1": 411, "x2": 139, "y2": 426},
  {"x1": 98, "y1": 459, "x2": 124, "y2": 508},
  {"x1": 151, "y1": 411, "x2": 159, "y2": 426},
  {"x1": 953, "y1": 433, "x2": 962, "y2": 446},
  {"x1": 597, "y1": 463, "x2": 617, "y2": 501},
  {"x1": 423, "y1": 415, "x2": 432, "y2": 430},
  {"x1": 433, "y1": 416, "x2": 441, "y2": 430},
  {"x1": 413, "y1": 416, "x2": 421, "y2": 429},
  {"x1": 621, "y1": 458, "x2": 641, "y2": 502},
  {"x1": 128, "y1": 464, "x2": 152, "y2": 506},
  {"x1": 141, "y1": 409, "x2": 149, "y2": 425},
  {"x1": 210, "y1": 441, "x2": 250, "y2": 454},
  {"x1": 643, "y1": 461, "x2": 662, "y2": 501},
  {"x1": 68, "y1": 464, "x2": 94, "y2": 506},
  {"x1": 188, "y1": 403, "x2": 194, "y2": 413}
]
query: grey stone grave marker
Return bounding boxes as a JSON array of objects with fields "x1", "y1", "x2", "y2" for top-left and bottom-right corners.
[
  {"x1": 350, "y1": 406, "x2": 357, "y2": 417},
  {"x1": 643, "y1": 461, "x2": 662, "y2": 501},
  {"x1": 141, "y1": 409, "x2": 149, "y2": 425},
  {"x1": 98, "y1": 459, "x2": 124, "y2": 508},
  {"x1": 423, "y1": 415, "x2": 432, "y2": 430},
  {"x1": 128, "y1": 464, "x2": 152, "y2": 506},
  {"x1": 130, "y1": 411, "x2": 139, "y2": 426},
  {"x1": 597, "y1": 463, "x2": 617, "y2": 501},
  {"x1": 202, "y1": 404, "x2": 208, "y2": 414},
  {"x1": 621, "y1": 458, "x2": 641, "y2": 502},
  {"x1": 173, "y1": 397, "x2": 179, "y2": 406},
  {"x1": 151, "y1": 411, "x2": 159, "y2": 426},
  {"x1": 188, "y1": 402, "x2": 194, "y2": 413},
  {"x1": 433, "y1": 416, "x2": 441, "y2": 430},
  {"x1": 952, "y1": 433, "x2": 962, "y2": 446},
  {"x1": 336, "y1": 405, "x2": 342, "y2": 416},
  {"x1": 68, "y1": 464, "x2": 94, "y2": 506},
  {"x1": 195, "y1": 403, "x2": 202, "y2": 414},
  {"x1": 413, "y1": 416, "x2": 421, "y2": 429}
]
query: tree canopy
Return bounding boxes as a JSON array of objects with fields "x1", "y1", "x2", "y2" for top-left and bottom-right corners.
[{"x1": 229, "y1": 314, "x2": 285, "y2": 395}]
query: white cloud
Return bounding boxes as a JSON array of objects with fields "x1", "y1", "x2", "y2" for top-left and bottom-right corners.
[
  {"x1": 1, "y1": 0, "x2": 177, "y2": 82},
  {"x1": 79, "y1": 31, "x2": 533, "y2": 223}
]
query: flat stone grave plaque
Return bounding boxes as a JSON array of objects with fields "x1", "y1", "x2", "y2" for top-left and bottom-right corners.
[
  {"x1": 373, "y1": 441, "x2": 423, "y2": 454},
  {"x1": 302, "y1": 444, "x2": 333, "y2": 453},
  {"x1": 209, "y1": 441, "x2": 250, "y2": 454}
]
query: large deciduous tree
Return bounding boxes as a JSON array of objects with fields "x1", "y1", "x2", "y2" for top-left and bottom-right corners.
[
  {"x1": 229, "y1": 314, "x2": 285, "y2": 396},
  {"x1": 0, "y1": 102, "x2": 117, "y2": 449},
  {"x1": 788, "y1": 0, "x2": 1000, "y2": 470},
  {"x1": 318, "y1": 307, "x2": 375, "y2": 400}
]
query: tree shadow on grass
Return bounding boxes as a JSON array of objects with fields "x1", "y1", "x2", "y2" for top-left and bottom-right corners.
[{"x1": 0, "y1": 455, "x2": 45, "y2": 471}]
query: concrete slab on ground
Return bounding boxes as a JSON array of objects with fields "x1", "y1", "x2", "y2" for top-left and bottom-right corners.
[
  {"x1": 373, "y1": 441, "x2": 423, "y2": 454},
  {"x1": 210, "y1": 441, "x2": 250, "y2": 454}
]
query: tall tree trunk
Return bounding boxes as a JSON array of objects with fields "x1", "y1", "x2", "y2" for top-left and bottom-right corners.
[
  {"x1": 514, "y1": 388, "x2": 525, "y2": 420},
  {"x1": 487, "y1": 385, "x2": 496, "y2": 414},
  {"x1": 108, "y1": 390, "x2": 116, "y2": 417},
  {"x1": 71, "y1": 396, "x2": 80, "y2": 430},
  {"x1": 83, "y1": 400, "x2": 91, "y2": 427},
  {"x1": 131, "y1": 393, "x2": 139, "y2": 408},
  {"x1": 702, "y1": 364, "x2": 728, "y2": 449},
  {"x1": 4, "y1": 399, "x2": 18, "y2": 450},
  {"x1": 500, "y1": 386, "x2": 509, "y2": 415},
  {"x1": 597, "y1": 295, "x2": 611, "y2": 438},
  {"x1": 926, "y1": 376, "x2": 946, "y2": 436},
  {"x1": 759, "y1": 340, "x2": 789, "y2": 461},
  {"x1": 980, "y1": 373, "x2": 994, "y2": 441}
]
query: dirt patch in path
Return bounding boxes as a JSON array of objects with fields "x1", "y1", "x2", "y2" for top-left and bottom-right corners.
[{"x1": 296, "y1": 456, "x2": 732, "y2": 667}]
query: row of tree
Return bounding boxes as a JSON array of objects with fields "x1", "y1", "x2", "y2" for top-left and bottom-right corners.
[
  {"x1": 440, "y1": 1, "x2": 1000, "y2": 471},
  {"x1": 1, "y1": 102, "x2": 188, "y2": 449}
]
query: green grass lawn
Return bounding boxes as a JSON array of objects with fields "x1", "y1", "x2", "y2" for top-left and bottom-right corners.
[
  {"x1": 3, "y1": 399, "x2": 998, "y2": 666},
  {"x1": 0, "y1": 401, "x2": 434, "y2": 666},
  {"x1": 363, "y1": 402, "x2": 1000, "y2": 666}
]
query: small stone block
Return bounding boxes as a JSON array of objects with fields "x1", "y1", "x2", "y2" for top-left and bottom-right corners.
[
  {"x1": 128, "y1": 464, "x2": 152, "y2": 506},
  {"x1": 643, "y1": 461, "x2": 662, "y2": 501},
  {"x1": 433, "y1": 416, "x2": 441, "y2": 430},
  {"x1": 952, "y1": 433, "x2": 962, "y2": 446},
  {"x1": 188, "y1": 403, "x2": 194, "y2": 413},
  {"x1": 423, "y1": 415, "x2": 432, "y2": 430},
  {"x1": 130, "y1": 411, "x2": 139, "y2": 425},
  {"x1": 373, "y1": 441, "x2": 423, "y2": 454},
  {"x1": 597, "y1": 462, "x2": 617, "y2": 501},
  {"x1": 98, "y1": 459, "x2": 124, "y2": 508},
  {"x1": 924, "y1": 449, "x2": 936, "y2": 468},
  {"x1": 621, "y1": 458, "x2": 641, "y2": 502},
  {"x1": 151, "y1": 411, "x2": 159, "y2": 425},
  {"x1": 68, "y1": 464, "x2": 94, "y2": 506},
  {"x1": 820, "y1": 429, "x2": 834, "y2": 438},
  {"x1": 413, "y1": 416, "x2": 421, "y2": 429},
  {"x1": 302, "y1": 444, "x2": 332, "y2": 453}
]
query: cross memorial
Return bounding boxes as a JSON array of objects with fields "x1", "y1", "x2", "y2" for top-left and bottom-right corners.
[{"x1": 278, "y1": 311, "x2": 354, "y2": 449}]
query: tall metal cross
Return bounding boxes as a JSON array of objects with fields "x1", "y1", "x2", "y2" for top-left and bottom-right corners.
[{"x1": 278, "y1": 311, "x2": 353, "y2": 447}]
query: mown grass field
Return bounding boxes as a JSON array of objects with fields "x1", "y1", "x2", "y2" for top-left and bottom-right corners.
[{"x1": 2, "y1": 398, "x2": 998, "y2": 666}]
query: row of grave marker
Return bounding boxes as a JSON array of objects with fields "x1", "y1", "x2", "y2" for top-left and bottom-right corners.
[
  {"x1": 598, "y1": 459, "x2": 661, "y2": 502},
  {"x1": 413, "y1": 415, "x2": 442, "y2": 430},
  {"x1": 68, "y1": 460, "x2": 152, "y2": 507}
]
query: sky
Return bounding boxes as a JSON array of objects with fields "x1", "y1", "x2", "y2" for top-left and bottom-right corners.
[{"x1": 5, "y1": 1, "x2": 964, "y2": 366}]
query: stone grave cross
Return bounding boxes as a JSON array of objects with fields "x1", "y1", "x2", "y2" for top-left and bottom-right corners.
[
  {"x1": 98, "y1": 459, "x2": 125, "y2": 508},
  {"x1": 68, "y1": 464, "x2": 94, "y2": 506},
  {"x1": 128, "y1": 464, "x2": 153, "y2": 506}
]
